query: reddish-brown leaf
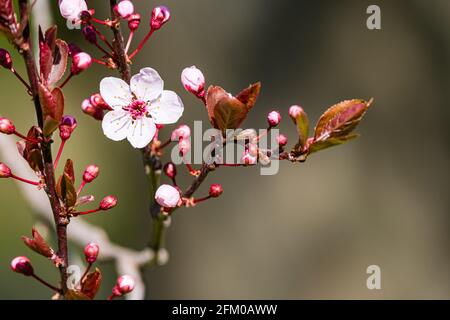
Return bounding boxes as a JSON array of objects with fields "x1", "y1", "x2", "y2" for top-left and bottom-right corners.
[
  {"x1": 65, "y1": 290, "x2": 91, "y2": 300},
  {"x1": 80, "y1": 268, "x2": 102, "y2": 300},
  {"x1": 314, "y1": 98, "x2": 373, "y2": 142},
  {"x1": 48, "y1": 39, "x2": 68, "y2": 86},
  {"x1": 63, "y1": 159, "x2": 75, "y2": 184},
  {"x1": 21, "y1": 228, "x2": 54, "y2": 258},
  {"x1": 309, "y1": 133, "x2": 360, "y2": 154},
  {"x1": 235, "y1": 82, "x2": 261, "y2": 109},
  {"x1": 56, "y1": 173, "x2": 77, "y2": 209}
]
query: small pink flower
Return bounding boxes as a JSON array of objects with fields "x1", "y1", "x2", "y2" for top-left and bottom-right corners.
[
  {"x1": 155, "y1": 184, "x2": 180, "y2": 208},
  {"x1": 117, "y1": 0, "x2": 134, "y2": 19},
  {"x1": 289, "y1": 105, "x2": 304, "y2": 120},
  {"x1": 181, "y1": 66, "x2": 205, "y2": 96},
  {"x1": 100, "y1": 195, "x2": 118, "y2": 211},
  {"x1": 267, "y1": 111, "x2": 281, "y2": 127},
  {"x1": 0, "y1": 162, "x2": 12, "y2": 178},
  {"x1": 127, "y1": 13, "x2": 141, "y2": 31},
  {"x1": 209, "y1": 184, "x2": 223, "y2": 198},
  {"x1": 277, "y1": 134, "x2": 288, "y2": 147},
  {"x1": 163, "y1": 162, "x2": 177, "y2": 179},
  {"x1": 84, "y1": 243, "x2": 100, "y2": 264},
  {"x1": 11, "y1": 256, "x2": 34, "y2": 276},
  {"x1": 101, "y1": 68, "x2": 184, "y2": 149},
  {"x1": 171, "y1": 124, "x2": 191, "y2": 141},
  {"x1": 151, "y1": 6, "x2": 170, "y2": 30},
  {"x1": 0, "y1": 48, "x2": 12, "y2": 69},
  {"x1": 0, "y1": 117, "x2": 15, "y2": 134},
  {"x1": 59, "y1": 0, "x2": 87, "y2": 21},
  {"x1": 71, "y1": 52, "x2": 92, "y2": 74},
  {"x1": 115, "y1": 275, "x2": 135, "y2": 294}
]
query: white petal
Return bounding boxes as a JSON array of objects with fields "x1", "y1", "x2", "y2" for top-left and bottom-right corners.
[
  {"x1": 102, "y1": 110, "x2": 131, "y2": 141},
  {"x1": 127, "y1": 117, "x2": 156, "y2": 148},
  {"x1": 100, "y1": 77, "x2": 132, "y2": 109},
  {"x1": 148, "y1": 90, "x2": 184, "y2": 124},
  {"x1": 130, "y1": 68, "x2": 164, "y2": 102}
]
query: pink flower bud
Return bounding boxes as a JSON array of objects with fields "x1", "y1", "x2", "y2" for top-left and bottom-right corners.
[
  {"x1": 82, "y1": 25, "x2": 97, "y2": 44},
  {"x1": 11, "y1": 256, "x2": 34, "y2": 276},
  {"x1": 71, "y1": 52, "x2": 92, "y2": 75},
  {"x1": 163, "y1": 162, "x2": 177, "y2": 179},
  {"x1": 277, "y1": 134, "x2": 288, "y2": 147},
  {"x1": 100, "y1": 195, "x2": 118, "y2": 211},
  {"x1": 90, "y1": 93, "x2": 110, "y2": 110},
  {"x1": 181, "y1": 66, "x2": 205, "y2": 96},
  {"x1": 84, "y1": 242, "x2": 100, "y2": 264},
  {"x1": 289, "y1": 105, "x2": 304, "y2": 120},
  {"x1": 155, "y1": 184, "x2": 180, "y2": 208},
  {"x1": 127, "y1": 13, "x2": 141, "y2": 31},
  {"x1": 209, "y1": 184, "x2": 223, "y2": 198},
  {"x1": 150, "y1": 6, "x2": 170, "y2": 30},
  {"x1": 83, "y1": 164, "x2": 99, "y2": 183},
  {"x1": 0, "y1": 117, "x2": 15, "y2": 134},
  {"x1": 117, "y1": 0, "x2": 134, "y2": 19},
  {"x1": 0, "y1": 48, "x2": 12, "y2": 69},
  {"x1": 59, "y1": 115, "x2": 77, "y2": 140},
  {"x1": 0, "y1": 162, "x2": 12, "y2": 178},
  {"x1": 114, "y1": 275, "x2": 135, "y2": 295},
  {"x1": 178, "y1": 139, "x2": 191, "y2": 156},
  {"x1": 59, "y1": 0, "x2": 88, "y2": 21},
  {"x1": 171, "y1": 124, "x2": 191, "y2": 141},
  {"x1": 241, "y1": 152, "x2": 257, "y2": 165},
  {"x1": 267, "y1": 111, "x2": 281, "y2": 127},
  {"x1": 82, "y1": 99, "x2": 104, "y2": 120}
]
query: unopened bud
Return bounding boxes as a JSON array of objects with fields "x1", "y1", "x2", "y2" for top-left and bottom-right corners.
[
  {"x1": 267, "y1": 111, "x2": 281, "y2": 127},
  {"x1": 99, "y1": 195, "x2": 117, "y2": 210},
  {"x1": 127, "y1": 13, "x2": 141, "y2": 31},
  {"x1": 89, "y1": 93, "x2": 110, "y2": 110},
  {"x1": 0, "y1": 48, "x2": 12, "y2": 69},
  {"x1": 116, "y1": 0, "x2": 134, "y2": 19},
  {"x1": 163, "y1": 162, "x2": 177, "y2": 179},
  {"x1": 113, "y1": 275, "x2": 135, "y2": 296},
  {"x1": 71, "y1": 52, "x2": 92, "y2": 75},
  {"x1": 0, "y1": 117, "x2": 15, "y2": 134},
  {"x1": 11, "y1": 256, "x2": 34, "y2": 276},
  {"x1": 84, "y1": 242, "x2": 99, "y2": 264},
  {"x1": 0, "y1": 162, "x2": 12, "y2": 178},
  {"x1": 181, "y1": 66, "x2": 205, "y2": 96},
  {"x1": 289, "y1": 105, "x2": 304, "y2": 121},
  {"x1": 82, "y1": 99, "x2": 104, "y2": 120},
  {"x1": 82, "y1": 25, "x2": 97, "y2": 44},
  {"x1": 150, "y1": 6, "x2": 170, "y2": 30},
  {"x1": 59, "y1": 115, "x2": 77, "y2": 140},
  {"x1": 209, "y1": 184, "x2": 223, "y2": 198},
  {"x1": 155, "y1": 184, "x2": 180, "y2": 208},
  {"x1": 83, "y1": 164, "x2": 99, "y2": 183},
  {"x1": 277, "y1": 134, "x2": 288, "y2": 147},
  {"x1": 171, "y1": 124, "x2": 191, "y2": 141}
]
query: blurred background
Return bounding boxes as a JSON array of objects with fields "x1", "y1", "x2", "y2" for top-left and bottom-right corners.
[{"x1": 0, "y1": 0, "x2": 449, "y2": 299}]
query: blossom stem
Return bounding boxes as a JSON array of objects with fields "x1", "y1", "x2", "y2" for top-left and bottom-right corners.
[
  {"x1": 193, "y1": 195, "x2": 211, "y2": 204},
  {"x1": 125, "y1": 30, "x2": 134, "y2": 53},
  {"x1": 92, "y1": 57, "x2": 107, "y2": 65},
  {"x1": 129, "y1": 29, "x2": 154, "y2": 60},
  {"x1": 77, "y1": 180, "x2": 87, "y2": 196},
  {"x1": 80, "y1": 263, "x2": 92, "y2": 284},
  {"x1": 59, "y1": 72, "x2": 74, "y2": 89},
  {"x1": 10, "y1": 174, "x2": 40, "y2": 186},
  {"x1": 72, "y1": 208, "x2": 101, "y2": 216},
  {"x1": 32, "y1": 273, "x2": 62, "y2": 293},
  {"x1": 107, "y1": 294, "x2": 117, "y2": 300},
  {"x1": 11, "y1": 67, "x2": 32, "y2": 92},
  {"x1": 92, "y1": 17, "x2": 111, "y2": 26},
  {"x1": 53, "y1": 140, "x2": 66, "y2": 170},
  {"x1": 13, "y1": 130, "x2": 40, "y2": 144},
  {"x1": 156, "y1": 138, "x2": 172, "y2": 151},
  {"x1": 94, "y1": 42, "x2": 114, "y2": 59},
  {"x1": 94, "y1": 28, "x2": 115, "y2": 51}
]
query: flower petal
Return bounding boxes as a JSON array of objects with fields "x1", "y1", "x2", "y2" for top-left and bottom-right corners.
[
  {"x1": 148, "y1": 90, "x2": 184, "y2": 124},
  {"x1": 130, "y1": 68, "x2": 164, "y2": 102},
  {"x1": 102, "y1": 109, "x2": 131, "y2": 141},
  {"x1": 100, "y1": 77, "x2": 132, "y2": 109},
  {"x1": 127, "y1": 117, "x2": 156, "y2": 148}
]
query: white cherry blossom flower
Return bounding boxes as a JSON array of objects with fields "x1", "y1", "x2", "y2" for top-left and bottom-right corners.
[
  {"x1": 59, "y1": 0, "x2": 87, "y2": 21},
  {"x1": 101, "y1": 68, "x2": 184, "y2": 148}
]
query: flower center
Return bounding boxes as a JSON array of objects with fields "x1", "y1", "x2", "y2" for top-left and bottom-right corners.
[{"x1": 123, "y1": 100, "x2": 148, "y2": 120}]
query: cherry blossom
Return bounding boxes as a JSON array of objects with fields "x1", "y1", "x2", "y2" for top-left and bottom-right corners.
[
  {"x1": 101, "y1": 68, "x2": 184, "y2": 148},
  {"x1": 59, "y1": 0, "x2": 88, "y2": 22}
]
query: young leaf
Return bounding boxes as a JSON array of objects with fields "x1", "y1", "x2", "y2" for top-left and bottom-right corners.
[
  {"x1": 39, "y1": 85, "x2": 64, "y2": 122},
  {"x1": 292, "y1": 108, "x2": 309, "y2": 150},
  {"x1": 56, "y1": 173, "x2": 77, "y2": 208},
  {"x1": 308, "y1": 134, "x2": 359, "y2": 154},
  {"x1": 65, "y1": 289, "x2": 91, "y2": 300},
  {"x1": 206, "y1": 83, "x2": 261, "y2": 135},
  {"x1": 80, "y1": 268, "x2": 102, "y2": 300},
  {"x1": 63, "y1": 159, "x2": 75, "y2": 184},
  {"x1": 21, "y1": 228, "x2": 54, "y2": 258},
  {"x1": 314, "y1": 98, "x2": 373, "y2": 142},
  {"x1": 48, "y1": 39, "x2": 68, "y2": 86}
]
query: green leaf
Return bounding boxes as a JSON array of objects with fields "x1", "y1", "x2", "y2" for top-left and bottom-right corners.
[
  {"x1": 309, "y1": 134, "x2": 360, "y2": 154},
  {"x1": 291, "y1": 107, "x2": 309, "y2": 150},
  {"x1": 56, "y1": 173, "x2": 77, "y2": 209},
  {"x1": 314, "y1": 98, "x2": 373, "y2": 142}
]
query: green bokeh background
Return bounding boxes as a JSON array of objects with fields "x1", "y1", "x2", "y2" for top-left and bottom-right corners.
[{"x1": 0, "y1": 0, "x2": 448, "y2": 299}]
